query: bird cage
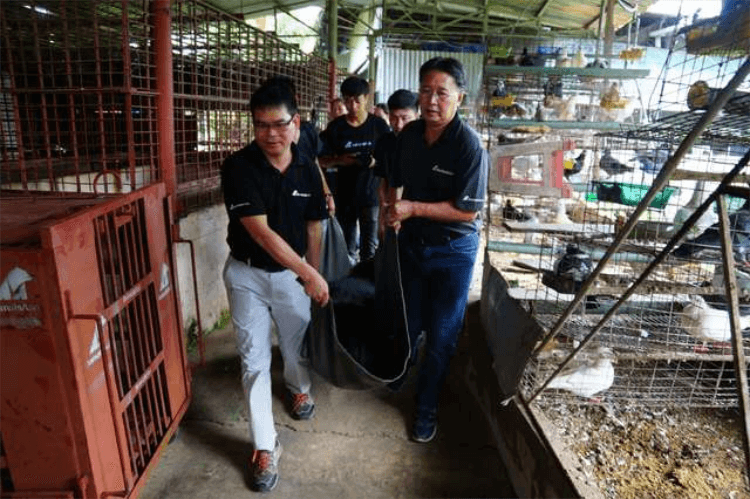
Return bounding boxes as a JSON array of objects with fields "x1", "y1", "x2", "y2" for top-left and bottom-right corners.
[{"x1": 486, "y1": 6, "x2": 750, "y2": 410}]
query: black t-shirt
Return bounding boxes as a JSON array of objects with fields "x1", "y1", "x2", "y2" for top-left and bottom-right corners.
[
  {"x1": 320, "y1": 114, "x2": 391, "y2": 207},
  {"x1": 373, "y1": 131, "x2": 398, "y2": 186},
  {"x1": 221, "y1": 142, "x2": 328, "y2": 272},
  {"x1": 297, "y1": 121, "x2": 322, "y2": 164},
  {"x1": 392, "y1": 115, "x2": 488, "y2": 238}
]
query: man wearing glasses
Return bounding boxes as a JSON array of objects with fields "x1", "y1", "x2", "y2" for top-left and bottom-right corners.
[
  {"x1": 386, "y1": 58, "x2": 488, "y2": 443},
  {"x1": 319, "y1": 76, "x2": 391, "y2": 264},
  {"x1": 221, "y1": 80, "x2": 329, "y2": 492}
]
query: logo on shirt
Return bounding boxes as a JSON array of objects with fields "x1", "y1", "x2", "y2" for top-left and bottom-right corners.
[
  {"x1": 432, "y1": 165, "x2": 454, "y2": 176},
  {"x1": 344, "y1": 140, "x2": 373, "y2": 149},
  {"x1": 462, "y1": 194, "x2": 484, "y2": 202},
  {"x1": 229, "y1": 202, "x2": 250, "y2": 211},
  {"x1": 292, "y1": 190, "x2": 311, "y2": 198}
]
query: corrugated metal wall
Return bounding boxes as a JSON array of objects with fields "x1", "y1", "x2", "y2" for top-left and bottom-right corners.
[{"x1": 376, "y1": 48, "x2": 485, "y2": 110}]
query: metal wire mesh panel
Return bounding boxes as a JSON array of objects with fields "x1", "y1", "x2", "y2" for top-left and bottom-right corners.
[
  {"x1": 0, "y1": 1, "x2": 158, "y2": 195},
  {"x1": 487, "y1": 7, "x2": 750, "y2": 408},
  {"x1": 171, "y1": 1, "x2": 333, "y2": 214}
]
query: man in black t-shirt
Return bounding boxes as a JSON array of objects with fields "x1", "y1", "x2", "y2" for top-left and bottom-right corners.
[
  {"x1": 221, "y1": 81, "x2": 328, "y2": 493},
  {"x1": 373, "y1": 89, "x2": 420, "y2": 237},
  {"x1": 319, "y1": 76, "x2": 391, "y2": 263}
]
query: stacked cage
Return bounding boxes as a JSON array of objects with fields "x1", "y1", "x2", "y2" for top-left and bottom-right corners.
[
  {"x1": 487, "y1": 14, "x2": 750, "y2": 409},
  {"x1": 0, "y1": 1, "x2": 159, "y2": 195}
]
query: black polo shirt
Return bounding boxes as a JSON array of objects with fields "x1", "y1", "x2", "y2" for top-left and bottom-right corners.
[
  {"x1": 373, "y1": 131, "x2": 398, "y2": 185},
  {"x1": 392, "y1": 115, "x2": 488, "y2": 239},
  {"x1": 297, "y1": 121, "x2": 322, "y2": 164},
  {"x1": 221, "y1": 142, "x2": 328, "y2": 272},
  {"x1": 320, "y1": 114, "x2": 391, "y2": 207}
]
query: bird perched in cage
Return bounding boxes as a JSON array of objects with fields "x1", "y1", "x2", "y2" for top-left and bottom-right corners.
[
  {"x1": 550, "y1": 199, "x2": 574, "y2": 225},
  {"x1": 502, "y1": 199, "x2": 533, "y2": 221},
  {"x1": 564, "y1": 150, "x2": 587, "y2": 178},
  {"x1": 503, "y1": 102, "x2": 528, "y2": 118},
  {"x1": 545, "y1": 346, "x2": 615, "y2": 399},
  {"x1": 571, "y1": 47, "x2": 588, "y2": 68},
  {"x1": 543, "y1": 94, "x2": 577, "y2": 121},
  {"x1": 492, "y1": 79, "x2": 507, "y2": 97},
  {"x1": 672, "y1": 206, "x2": 750, "y2": 263},
  {"x1": 712, "y1": 265, "x2": 750, "y2": 302},
  {"x1": 668, "y1": 179, "x2": 718, "y2": 240},
  {"x1": 599, "y1": 149, "x2": 634, "y2": 176},
  {"x1": 637, "y1": 145, "x2": 670, "y2": 173},
  {"x1": 556, "y1": 47, "x2": 571, "y2": 68},
  {"x1": 544, "y1": 77, "x2": 564, "y2": 98},
  {"x1": 679, "y1": 295, "x2": 750, "y2": 344}
]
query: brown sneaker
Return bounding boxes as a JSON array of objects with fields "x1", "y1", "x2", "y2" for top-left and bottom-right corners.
[{"x1": 249, "y1": 439, "x2": 282, "y2": 492}]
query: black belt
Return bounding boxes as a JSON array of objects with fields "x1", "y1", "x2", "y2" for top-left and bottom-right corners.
[
  {"x1": 232, "y1": 254, "x2": 285, "y2": 273},
  {"x1": 401, "y1": 230, "x2": 465, "y2": 246}
]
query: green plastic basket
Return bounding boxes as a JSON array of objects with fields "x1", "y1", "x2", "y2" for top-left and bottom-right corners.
[{"x1": 587, "y1": 181, "x2": 677, "y2": 209}]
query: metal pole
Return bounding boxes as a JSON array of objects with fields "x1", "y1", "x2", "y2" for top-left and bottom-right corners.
[
  {"x1": 152, "y1": 0, "x2": 177, "y2": 200},
  {"x1": 717, "y1": 196, "x2": 750, "y2": 483},
  {"x1": 328, "y1": 0, "x2": 338, "y2": 103}
]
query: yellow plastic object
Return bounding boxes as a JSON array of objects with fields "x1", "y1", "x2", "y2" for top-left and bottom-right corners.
[{"x1": 491, "y1": 95, "x2": 515, "y2": 107}]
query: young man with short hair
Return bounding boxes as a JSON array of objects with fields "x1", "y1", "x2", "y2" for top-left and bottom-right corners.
[
  {"x1": 319, "y1": 76, "x2": 391, "y2": 263},
  {"x1": 373, "y1": 89, "x2": 420, "y2": 237}
]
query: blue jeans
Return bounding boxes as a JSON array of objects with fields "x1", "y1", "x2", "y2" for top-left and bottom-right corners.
[
  {"x1": 337, "y1": 205, "x2": 379, "y2": 263},
  {"x1": 398, "y1": 231, "x2": 480, "y2": 420}
]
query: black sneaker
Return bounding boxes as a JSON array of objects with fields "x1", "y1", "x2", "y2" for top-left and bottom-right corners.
[
  {"x1": 411, "y1": 416, "x2": 437, "y2": 443},
  {"x1": 249, "y1": 439, "x2": 282, "y2": 492},
  {"x1": 287, "y1": 391, "x2": 315, "y2": 420}
]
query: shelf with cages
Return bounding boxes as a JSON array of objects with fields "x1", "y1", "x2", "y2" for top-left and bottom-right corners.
[
  {"x1": 484, "y1": 9, "x2": 750, "y2": 411},
  {"x1": 484, "y1": 63, "x2": 650, "y2": 131}
]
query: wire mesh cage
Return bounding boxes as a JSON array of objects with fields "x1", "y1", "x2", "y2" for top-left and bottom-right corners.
[
  {"x1": 171, "y1": 1, "x2": 335, "y2": 213},
  {"x1": 0, "y1": 1, "x2": 338, "y2": 215},
  {"x1": 0, "y1": 1, "x2": 158, "y2": 195},
  {"x1": 486, "y1": 7, "x2": 750, "y2": 408}
]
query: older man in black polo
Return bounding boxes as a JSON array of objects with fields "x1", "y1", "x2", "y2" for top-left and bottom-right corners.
[
  {"x1": 221, "y1": 80, "x2": 329, "y2": 492},
  {"x1": 386, "y1": 57, "x2": 488, "y2": 444}
]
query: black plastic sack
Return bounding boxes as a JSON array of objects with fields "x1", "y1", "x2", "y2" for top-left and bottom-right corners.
[
  {"x1": 319, "y1": 218, "x2": 351, "y2": 283},
  {"x1": 305, "y1": 228, "x2": 411, "y2": 389}
]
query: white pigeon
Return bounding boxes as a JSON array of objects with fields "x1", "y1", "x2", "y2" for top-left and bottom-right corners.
[
  {"x1": 679, "y1": 295, "x2": 750, "y2": 343},
  {"x1": 546, "y1": 347, "x2": 615, "y2": 398},
  {"x1": 670, "y1": 180, "x2": 718, "y2": 240},
  {"x1": 550, "y1": 198, "x2": 573, "y2": 225}
]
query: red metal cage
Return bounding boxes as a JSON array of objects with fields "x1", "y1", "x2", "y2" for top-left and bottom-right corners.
[{"x1": 0, "y1": 183, "x2": 190, "y2": 498}]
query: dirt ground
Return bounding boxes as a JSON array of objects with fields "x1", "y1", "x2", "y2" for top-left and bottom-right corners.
[{"x1": 535, "y1": 400, "x2": 749, "y2": 499}]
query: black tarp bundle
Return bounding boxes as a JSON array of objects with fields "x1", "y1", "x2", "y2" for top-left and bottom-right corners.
[{"x1": 305, "y1": 219, "x2": 411, "y2": 389}]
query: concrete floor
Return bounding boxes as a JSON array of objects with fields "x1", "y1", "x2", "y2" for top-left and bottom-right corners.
[{"x1": 138, "y1": 305, "x2": 516, "y2": 499}]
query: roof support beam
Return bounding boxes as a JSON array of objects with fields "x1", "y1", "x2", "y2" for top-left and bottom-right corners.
[{"x1": 535, "y1": 0, "x2": 555, "y2": 19}]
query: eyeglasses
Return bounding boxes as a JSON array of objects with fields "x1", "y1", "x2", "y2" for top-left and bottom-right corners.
[
  {"x1": 418, "y1": 88, "x2": 456, "y2": 102},
  {"x1": 253, "y1": 116, "x2": 294, "y2": 132}
]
